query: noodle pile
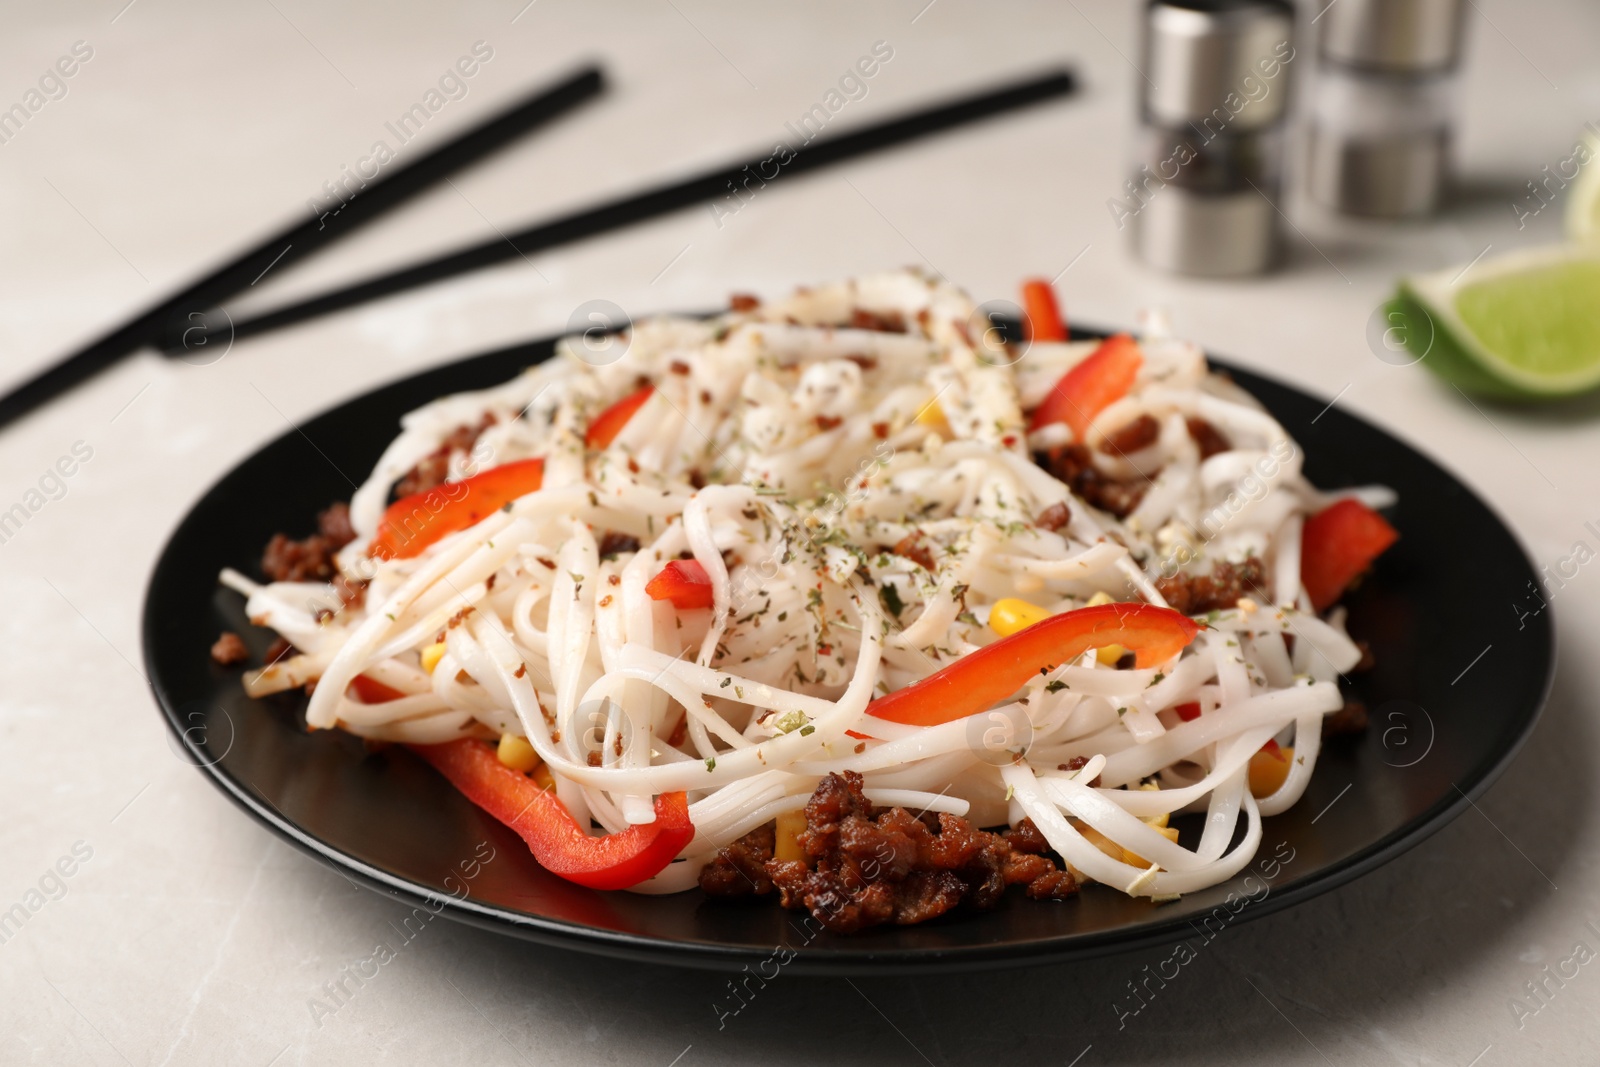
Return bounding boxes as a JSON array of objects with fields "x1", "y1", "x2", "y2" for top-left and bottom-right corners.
[{"x1": 221, "y1": 270, "x2": 1383, "y2": 899}]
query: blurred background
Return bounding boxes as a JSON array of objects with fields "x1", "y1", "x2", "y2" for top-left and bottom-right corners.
[{"x1": 2, "y1": 1, "x2": 1598, "y2": 1064}]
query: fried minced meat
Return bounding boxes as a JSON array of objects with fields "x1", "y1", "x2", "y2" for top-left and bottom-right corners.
[
  {"x1": 598, "y1": 530, "x2": 642, "y2": 559},
  {"x1": 1099, "y1": 414, "x2": 1161, "y2": 456},
  {"x1": 1034, "y1": 501, "x2": 1072, "y2": 532},
  {"x1": 698, "y1": 822, "x2": 776, "y2": 898},
  {"x1": 393, "y1": 413, "x2": 496, "y2": 499},
  {"x1": 891, "y1": 531, "x2": 937, "y2": 571},
  {"x1": 1154, "y1": 556, "x2": 1270, "y2": 615},
  {"x1": 1322, "y1": 700, "x2": 1369, "y2": 739},
  {"x1": 700, "y1": 772, "x2": 1076, "y2": 933},
  {"x1": 1185, "y1": 416, "x2": 1231, "y2": 460},
  {"x1": 849, "y1": 308, "x2": 907, "y2": 333},
  {"x1": 260, "y1": 502, "x2": 359, "y2": 583},
  {"x1": 209, "y1": 631, "x2": 248, "y2": 666},
  {"x1": 1037, "y1": 444, "x2": 1149, "y2": 519},
  {"x1": 1039, "y1": 419, "x2": 1231, "y2": 519}
]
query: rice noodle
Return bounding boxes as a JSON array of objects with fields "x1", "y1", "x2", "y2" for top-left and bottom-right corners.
[{"x1": 222, "y1": 270, "x2": 1382, "y2": 900}]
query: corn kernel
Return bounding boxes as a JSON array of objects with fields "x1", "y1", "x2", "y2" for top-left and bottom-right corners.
[
  {"x1": 1096, "y1": 643, "x2": 1127, "y2": 666},
  {"x1": 774, "y1": 810, "x2": 808, "y2": 864},
  {"x1": 1082, "y1": 594, "x2": 1125, "y2": 662},
  {"x1": 1138, "y1": 782, "x2": 1167, "y2": 828},
  {"x1": 989, "y1": 597, "x2": 1051, "y2": 637},
  {"x1": 1077, "y1": 824, "x2": 1125, "y2": 863},
  {"x1": 914, "y1": 399, "x2": 948, "y2": 429},
  {"x1": 420, "y1": 641, "x2": 447, "y2": 674},
  {"x1": 1248, "y1": 744, "x2": 1294, "y2": 798},
  {"x1": 497, "y1": 733, "x2": 541, "y2": 773},
  {"x1": 1121, "y1": 825, "x2": 1181, "y2": 868}
]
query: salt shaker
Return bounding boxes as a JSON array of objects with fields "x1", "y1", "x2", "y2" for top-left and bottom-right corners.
[
  {"x1": 1308, "y1": 0, "x2": 1466, "y2": 218},
  {"x1": 1127, "y1": 0, "x2": 1297, "y2": 277}
]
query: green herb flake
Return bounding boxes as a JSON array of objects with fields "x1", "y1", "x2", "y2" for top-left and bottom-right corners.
[
  {"x1": 705, "y1": 757, "x2": 716, "y2": 773},
  {"x1": 773, "y1": 710, "x2": 810, "y2": 734},
  {"x1": 1045, "y1": 680, "x2": 1068, "y2": 693}
]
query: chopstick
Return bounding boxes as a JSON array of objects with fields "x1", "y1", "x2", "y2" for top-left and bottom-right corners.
[
  {"x1": 0, "y1": 65, "x2": 605, "y2": 433},
  {"x1": 173, "y1": 67, "x2": 1078, "y2": 352}
]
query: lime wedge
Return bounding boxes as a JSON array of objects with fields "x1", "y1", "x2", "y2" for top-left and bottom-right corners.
[
  {"x1": 1565, "y1": 128, "x2": 1600, "y2": 242},
  {"x1": 1389, "y1": 245, "x2": 1600, "y2": 399}
]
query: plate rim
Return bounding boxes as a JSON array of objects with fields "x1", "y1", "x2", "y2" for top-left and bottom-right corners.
[{"x1": 142, "y1": 324, "x2": 1556, "y2": 974}]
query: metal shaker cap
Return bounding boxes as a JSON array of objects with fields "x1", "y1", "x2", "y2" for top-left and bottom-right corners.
[
  {"x1": 1319, "y1": 0, "x2": 1465, "y2": 73},
  {"x1": 1142, "y1": 0, "x2": 1297, "y2": 133}
]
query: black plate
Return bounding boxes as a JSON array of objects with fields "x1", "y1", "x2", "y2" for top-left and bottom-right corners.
[{"x1": 143, "y1": 326, "x2": 1554, "y2": 973}]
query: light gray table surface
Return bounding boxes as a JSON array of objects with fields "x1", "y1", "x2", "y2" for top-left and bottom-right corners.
[{"x1": 2, "y1": 1, "x2": 1598, "y2": 1064}]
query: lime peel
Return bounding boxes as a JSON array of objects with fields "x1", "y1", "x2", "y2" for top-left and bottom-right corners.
[{"x1": 1392, "y1": 245, "x2": 1600, "y2": 400}]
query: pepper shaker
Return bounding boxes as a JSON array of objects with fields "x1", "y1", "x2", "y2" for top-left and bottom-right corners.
[
  {"x1": 1128, "y1": 0, "x2": 1297, "y2": 278},
  {"x1": 1307, "y1": 0, "x2": 1466, "y2": 218}
]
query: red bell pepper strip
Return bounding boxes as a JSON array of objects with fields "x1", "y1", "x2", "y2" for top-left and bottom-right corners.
[
  {"x1": 1299, "y1": 498, "x2": 1398, "y2": 612},
  {"x1": 350, "y1": 674, "x2": 406, "y2": 703},
  {"x1": 1028, "y1": 333, "x2": 1143, "y2": 440},
  {"x1": 645, "y1": 559, "x2": 714, "y2": 610},
  {"x1": 586, "y1": 385, "x2": 654, "y2": 449},
  {"x1": 1021, "y1": 279, "x2": 1066, "y2": 342},
  {"x1": 369, "y1": 457, "x2": 545, "y2": 561},
  {"x1": 1173, "y1": 701, "x2": 1202, "y2": 722},
  {"x1": 868, "y1": 603, "x2": 1200, "y2": 727},
  {"x1": 408, "y1": 739, "x2": 694, "y2": 891}
]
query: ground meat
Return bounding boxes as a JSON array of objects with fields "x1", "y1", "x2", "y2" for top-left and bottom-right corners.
[
  {"x1": 1322, "y1": 700, "x2": 1369, "y2": 739},
  {"x1": 1154, "y1": 557, "x2": 1269, "y2": 615},
  {"x1": 701, "y1": 823, "x2": 778, "y2": 897},
  {"x1": 729, "y1": 293, "x2": 760, "y2": 312},
  {"x1": 210, "y1": 631, "x2": 248, "y2": 666},
  {"x1": 1185, "y1": 417, "x2": 1231, "y2": 460},
  {"x1": 331, "y1": 574, "x2": 367, "y2": 612},
  {"x1": 598, "y1": 531, "x2": 642, "y2": 559},
  {"x1": 394, "y1": 414, "x2": 496, "y2": 498},
  {"x1": 1099, "y1": 414, "x2": 1161, "y2": 455},
  {"x1": 1038, "y1": 444, "x2": 1149, "y2": 519},
  {"x1": 1035, "y1": 501, "x2": 1072, "y2": 532},
  {"x1": 1057, "y1": 756, "x2": 1102, "y2": 788},
  {"x1": 1002, "y1": 817, "x2": 1050, "y2": 854},
  {"x1": 317, "y1": 502, "x2": 356, "y2": 549},
  {"x1": 849, "y1": 308, "x2": 907, "y2": 333},
  {"x1": 264, "y1": 637, "x2": 296, "y2": 665},
  {"x1": 719, "y1": 772, "x2": 1077, "y2": 933},
  {"x1": 892, "y1": 532, "x2": 937, "y2": 571},
  {"x1": 1353, "y1": 639, "x2": 1376, "y2": 673},
  {"x1": 261, "y1": 503, "x2": 362, "y2": 585}
]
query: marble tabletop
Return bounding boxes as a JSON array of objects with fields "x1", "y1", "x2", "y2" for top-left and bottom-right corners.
[{"x1": 3, "y1": 1, "x2": 1598, "y2": 1063}]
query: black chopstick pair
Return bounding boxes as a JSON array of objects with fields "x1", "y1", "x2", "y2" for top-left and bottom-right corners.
[{"x1": 0, "y1": 63, "x2": 1077, "y2": 433}]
